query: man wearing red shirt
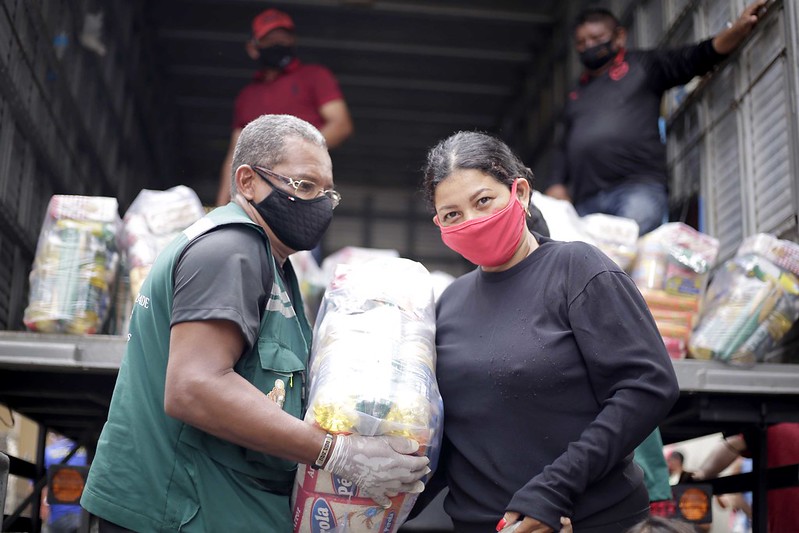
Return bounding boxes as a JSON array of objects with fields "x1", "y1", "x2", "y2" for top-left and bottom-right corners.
[{"x1": 217, "y1": 8, "x2": 353, "y2": 205}]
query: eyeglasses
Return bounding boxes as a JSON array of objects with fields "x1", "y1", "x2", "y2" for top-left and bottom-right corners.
[{"x1": 252, "y1": 165, "x2": 341, "y2": 208}]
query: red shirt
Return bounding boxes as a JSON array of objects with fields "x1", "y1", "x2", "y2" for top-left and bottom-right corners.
[
  {"x1": 232, "y1": 59, "x2": 343, "y2": 131},
  {"x1": 764, "y1": 423, "x2": 799, "y2": 533},
  {"x1": 742, "y1": 423, "x2": 799, "y2": 533}
]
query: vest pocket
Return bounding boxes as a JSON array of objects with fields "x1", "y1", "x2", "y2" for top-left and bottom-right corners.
[
  {"x1": 254, "y1": 340, "x2": 305, "y2": 418},
  {"x1": 243, "y1": 340, "x2": 307, "y2": 478}
]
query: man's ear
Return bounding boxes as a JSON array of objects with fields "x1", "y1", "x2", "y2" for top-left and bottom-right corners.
[
  {"x1": 245, "y1": 41, "x2": 259, "y2": 60},
  {"x1": 614, "y1": 27, "x2": 628, "y2": 48},
  {"x1": 235, "y1": 165, "x2": 258, "y2": 200}
]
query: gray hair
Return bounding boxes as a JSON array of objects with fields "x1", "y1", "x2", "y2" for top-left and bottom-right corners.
[
  {"x1": 230, "y1": 114, "x2": 327, "y2": 197},
  {"x1": 422, "y1": 131, "x2": 534, "y2": 211}
]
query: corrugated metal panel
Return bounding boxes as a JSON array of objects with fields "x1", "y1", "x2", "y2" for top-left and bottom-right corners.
[
  {"x1": 665, "y1": 0, "x2": 692, "y2": 29},
  {"x1": 707, "y1": 112, "x2": 743, "y2": 259},
  {"x1": 668, "y1": 105, "x2": 701, "y2": 203},
  {"x1": 703, "y1": 0, "x2": 732, "y2": 35},
  {"x1": 372, "y1": 220, "x2": 407, "y2": 253},
  {"x1": 748, "y1": 57, "x2": 794, "y2": 232},
  {"x1": 744, "y1": 9, "x2": 793, "y2": 234},
  {"x1": 324, "y1": 217, "x2": 365, "y2": 253},
  {"x1": 635, "y1": 0, "x2": 665, "y2": 49}
]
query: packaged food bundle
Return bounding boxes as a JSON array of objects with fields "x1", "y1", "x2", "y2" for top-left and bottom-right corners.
[
  {"x1": 531, "y1": 190, "x2": 594, "y2": 245},
  {"x1": 631, "y1": 224, "x2": 720, "y2": 359},
  {"x1": 581, "y1": 213, "x2": 639, "y2": 271},
  {"x1": 292, "y1": 258, "x2": 443, "y2": 533},
  {"x1": 24, "y1": 195, "x2": 121, "y2": 334},
  {"x1": 289, "y1": 250, "x2": 327, "y2": 326},
  {"x1": 632, "y1": 223, "x2": 720, "y2": 296},
  {"x1": 118, "y1": 186, "x2": 204, "y2": 299},
  {"x1": 736, "y1": 233, "x2": 799, "y2": 274},
  {"x1": 690, "y1": 246, "x2": 799, "y2": 365}
]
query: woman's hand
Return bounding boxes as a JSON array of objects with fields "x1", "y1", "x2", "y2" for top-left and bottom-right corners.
[{"x1": 497, "y1": 512, "x2": 572, "y2": 533}]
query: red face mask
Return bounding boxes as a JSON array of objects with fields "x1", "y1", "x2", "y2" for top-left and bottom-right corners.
[{"x1": 434, "y1": 179, "x2": 526, "y2": 267}]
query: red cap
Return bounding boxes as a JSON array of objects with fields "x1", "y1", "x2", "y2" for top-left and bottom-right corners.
[{"x1": 251, "y1": 8, "x2": 294, "y2": 40}]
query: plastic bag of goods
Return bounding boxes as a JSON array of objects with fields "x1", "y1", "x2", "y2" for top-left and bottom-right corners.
[
  {"x1": 292, "y1": 257, "x2": 443, "y2": 533},
  {"x1": 581, "y1": 213, "x2": 639, "y2": 271},
  {"x1": 690, "y1": 235, "x2": 799, "y2": 365},
  {"x1": 631, "y1": 223, "x2": 720, "y2": 359},
  {"x1": 118, "y1": 186, "x2": 205, "y2": 300},
  {"x1": 24, "y1": 196, "x2": 121, "y2": 334},
  {"x1": 531, "y1": 190, "x2": 594, "y2": 245},
  {"x1": 290, "y1": 250, "x2": 327, "y2": 326}
]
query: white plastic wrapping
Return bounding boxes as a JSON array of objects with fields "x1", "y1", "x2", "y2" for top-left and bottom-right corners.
[
  {"x1": 292, "y1": 257, "x2": 443, "y2": 533},
  {"x1": 117, "y1": 185, "x2": 205, "y2": 300}
]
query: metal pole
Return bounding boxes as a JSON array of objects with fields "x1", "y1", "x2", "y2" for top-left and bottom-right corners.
[{"x1": 751, "y1": 420, "x2": 769, "y2": 532}]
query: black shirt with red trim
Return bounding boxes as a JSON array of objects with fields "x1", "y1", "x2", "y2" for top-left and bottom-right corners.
[{"x1": 550, "y1": 40, "x2": 726, "y2": 205}]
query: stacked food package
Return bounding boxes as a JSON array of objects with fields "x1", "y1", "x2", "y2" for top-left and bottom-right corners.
[
  {"x1": 690, "y1": 234, "x2": 799, "y2": 365},
  {"x1": 531, "y1": 192, "x2": 640, "y2": 271},
  {"x1": 581, "y1": 213, "x2": 640, "y2": 271},
  {"x1": 24, "y1": 196, "x2": 121, "y2": 334},
  {"x1": 292, "y1": 258, "x2": 443, "y2": 533},
  {"x1": 117, "y1": 186, "x2": 205, "y2": 300},
  {"x1": 631, "y1": 223, "x2": 720, "y2": 359}
]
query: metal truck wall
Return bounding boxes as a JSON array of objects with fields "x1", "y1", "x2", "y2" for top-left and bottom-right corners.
[{"x1": 0, "y1": 0, "x2": 175, "y2": 330}]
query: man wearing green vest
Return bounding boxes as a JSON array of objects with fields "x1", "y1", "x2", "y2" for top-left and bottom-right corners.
[{"x1": 81, "y1": 114, "x2": 430, "y2": 532}]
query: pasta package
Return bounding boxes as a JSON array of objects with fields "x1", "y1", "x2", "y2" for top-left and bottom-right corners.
[
  {"x1": 292, "y1": 257, "x2": 443, "y2": 533},
  {"x1": 24, "y1": 196, "x2": 121, "y2": 334}
]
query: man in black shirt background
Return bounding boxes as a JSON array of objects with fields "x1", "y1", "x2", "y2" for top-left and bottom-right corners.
[{"x1": 546, "y1": 1, "x2": 767, "y2": 235}]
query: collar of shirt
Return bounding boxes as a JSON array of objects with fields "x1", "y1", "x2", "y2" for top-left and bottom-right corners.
[
  {"x1": 252, "y1": 58, "x2": 302, "y2": 83},
  {"x1": 580, "y1": 47, "x2": 627, "y2": 85}
]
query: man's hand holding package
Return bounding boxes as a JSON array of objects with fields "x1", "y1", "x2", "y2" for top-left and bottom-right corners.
[{"x1": 324, "y1": 434, "x2": 430, "y2": 507}]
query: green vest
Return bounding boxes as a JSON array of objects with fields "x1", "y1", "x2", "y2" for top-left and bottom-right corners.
[
  {"x1": 82, "y1": 203, "x2": 312, "y2": 532},
  {"x1": 634, "y1": 428, "x2": 673, "y2": 502}
]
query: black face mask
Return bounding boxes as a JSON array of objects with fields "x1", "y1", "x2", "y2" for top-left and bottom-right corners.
[
  {"x1": 257, "y1": 44, "x2": 295, "y2": 70},
  {"x1": 250, "y1": 185, "x2": 333, "y2": 251},
  {"x1": 579, "y1": 40, "x2": 616, "y2": 70}
]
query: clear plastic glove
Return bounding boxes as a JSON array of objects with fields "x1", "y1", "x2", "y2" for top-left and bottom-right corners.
[{"x1": 323, "y1": 434, "x2": 430, "y2": 507}]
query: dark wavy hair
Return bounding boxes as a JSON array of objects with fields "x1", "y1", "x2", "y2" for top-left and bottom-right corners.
[{"x1": 421, "y1": 131, "x2": 534, "y2": 211}]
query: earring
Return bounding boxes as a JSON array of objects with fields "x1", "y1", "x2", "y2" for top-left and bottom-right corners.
[{"x1": 524, "y1": 205, "x2": 531, "y2": 217}]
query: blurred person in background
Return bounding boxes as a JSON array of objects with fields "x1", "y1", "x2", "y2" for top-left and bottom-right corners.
[
  {"x1": 216, "y1": 7, "x2": 353, "y2": 206},
  {"x1": 666, "y1": 450, "x2": 689, "y2": 486},
  {"x1": 413, "y1": 131, "x2": 679, "y2": 533},
  {"x1": 545, "y1": 1, "x2": 767, "y2": 235},
  {"x1": 81, "y1": 115, "x2": 427, "y2": 532}
]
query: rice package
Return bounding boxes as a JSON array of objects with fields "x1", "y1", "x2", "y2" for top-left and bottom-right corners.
[
  {"x1": 24, "y1": 195, "x2": 121, "y2": 334},
  {"x1": 689, "y1": 234, "x2": 799, "y2": 365},
  {"x1": 118, "y1": 186, "x2": 205, "y2": 300},
  {"x1": 292, "y1": 258, "x2": 443, "y2": 533},
  {"x1": 631, "y1": 223, "x2": 720, "y2": 359}
]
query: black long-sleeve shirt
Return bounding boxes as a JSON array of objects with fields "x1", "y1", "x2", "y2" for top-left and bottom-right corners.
[
  {"x1": 427, "y1": 236, "x2": 679, "y2": 531},
  {"x1": 550, "y1": 40, "x2": 726, "y2": 205}
]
